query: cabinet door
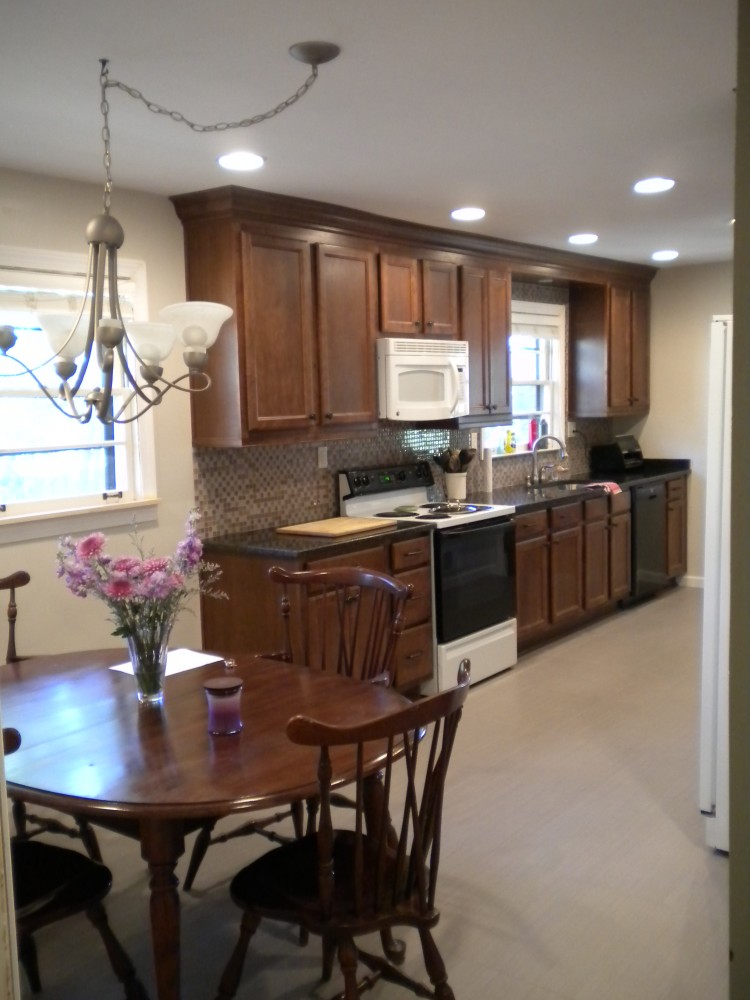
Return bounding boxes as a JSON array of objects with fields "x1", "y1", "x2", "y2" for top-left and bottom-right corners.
[
  {"x1": 460, "y1": 264, "x2": 511, "y2": 418},
  {"x1": 609, "y1": 512, "x2": 632, "y2": 600},
  {"x1": 607, "y1": 284, "x2": 633, "y2": 411},
  {"x1": 379, "y1": 254, "x2": 421, "y2": 334},
  {"x1": 584, "y1": 517, "x2": 610, "y2": 610},
  {"x1": 461, "y1": 265, "x2": 492, "y2": 416},
  {"x1": 422, "y1": 259, "x2": 459, "y2": 336},
  {"x1": 317, "y1": 243, "x2": 378, "y2": 425},
  {"x1": 630, "y1": 286, "x2": 650, "y2": 412},
  {"x1": 666, "y1": 479, "x2": 687, "y2": 577},
  {"x1": 242, "y1": 232, "x2": 317, "y2": 431},
  {"x1": 550, "y1": 526, "x2": 584, "y2": 624},
  {"x1": 487, "y1": 269, "x2": 511, "y2": 417},
  {"x1": 516, "y1": 535, "x2": 550, "y2": 644}
]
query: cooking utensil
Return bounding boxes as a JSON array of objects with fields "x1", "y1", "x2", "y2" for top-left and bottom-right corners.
[{"x1": 458, "y1": 448, "x2": 476, "y2": 470}]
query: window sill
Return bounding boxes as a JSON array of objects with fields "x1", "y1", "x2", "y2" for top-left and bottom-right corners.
[{"x1": 0, "y1": 497, "x2": 160, "y2": 545}]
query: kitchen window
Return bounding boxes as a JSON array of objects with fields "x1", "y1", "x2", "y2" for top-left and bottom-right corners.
[
  {"x1": 484, "y1": 301, "x2": 566, "y2": 455},
  {"x1": 0, "y1": 246, "x2": 157, "y2": 536}
]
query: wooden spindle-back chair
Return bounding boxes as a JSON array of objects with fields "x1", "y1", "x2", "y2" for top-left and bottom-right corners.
[
  {"x1": 182, "y1": 564, "x2": 412, "y2": 891},
  {"x1": 3, "y1": 727, "x2": 147, "y2": 998},
  {"x1": 1, "y1": 571, "x2": 102, "y2": 861},
  {"x1": 215, "y1": 668, "x2": 469, "y2": 1000}
]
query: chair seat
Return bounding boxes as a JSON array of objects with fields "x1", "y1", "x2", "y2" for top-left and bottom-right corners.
[
  {"x1": 12, "y1": 839, "x2": 111, "y2": 921},
  {"x1": 230, "y1": 831, "x2": 421, "y2": 928}
]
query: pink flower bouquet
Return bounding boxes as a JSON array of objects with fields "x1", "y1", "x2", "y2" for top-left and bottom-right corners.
[{"x1": 56, "y1": 509, "x2": 224, "y2": 702}]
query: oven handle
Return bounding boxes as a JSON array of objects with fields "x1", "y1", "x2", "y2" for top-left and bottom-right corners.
[{"x1": 440, "y1": 516, "x2": 514, "y2": 536}]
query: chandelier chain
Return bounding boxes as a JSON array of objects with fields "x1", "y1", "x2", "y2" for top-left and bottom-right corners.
[
  {"x1": 100, "y1": 63, "x2": 113, "y2": 213},
  {"x1": 103, "y1": 66, "x2": 319, "y2": 133}
]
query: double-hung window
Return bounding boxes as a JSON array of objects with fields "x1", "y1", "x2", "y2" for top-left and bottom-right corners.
[
  {"x1": 484, "y1": 301, "x2": 566, "y2": 454},
  {"x1": 0, "y1": 246, "x2": 157, "y2": 532}
]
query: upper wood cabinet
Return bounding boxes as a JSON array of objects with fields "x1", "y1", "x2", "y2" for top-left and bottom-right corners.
[
  {"x1": 568, "y1": 282, "x2": 650, "y2": 418},
  {"x1": 170, "y1": 186, "x2": 656, "y2": 444},
  {"x1": 316, "y1": 242, "x2": 379, "y2": 426},
  {"x1": 379, "y1": 253, "x2": 459, "y2": 337},
  {"x1": 460, "y1": 263, "x2": 511, "y2": 422},
  {"x1": 242, "y1": 231, "x2": 317, "y2": 435}
]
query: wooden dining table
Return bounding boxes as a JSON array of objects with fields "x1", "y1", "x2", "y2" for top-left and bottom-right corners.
[{"x1": 0, "y1": 649, "x2": 410, "y2": 1000}]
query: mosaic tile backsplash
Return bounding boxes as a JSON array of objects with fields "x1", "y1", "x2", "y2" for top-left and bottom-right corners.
[{"x1": 193, "y1": 418, "x2": 613, "y2": 539}]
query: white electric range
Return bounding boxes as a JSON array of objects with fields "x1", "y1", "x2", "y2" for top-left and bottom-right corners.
[{"x1": 338, "y1": 461, "x2": 517, "y2": 690}]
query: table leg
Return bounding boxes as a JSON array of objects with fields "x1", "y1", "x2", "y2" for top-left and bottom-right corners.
[{"x1": 140, "y1": 819, "x2": 186, "y2": 1000}]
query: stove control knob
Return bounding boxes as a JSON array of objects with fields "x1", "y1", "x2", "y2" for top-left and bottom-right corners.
[{"x1": 397, "y1": 470, "x2": 406, "y2": 481}]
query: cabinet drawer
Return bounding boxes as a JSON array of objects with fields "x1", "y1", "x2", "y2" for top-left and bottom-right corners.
[
  {"x1": 667, "y1": 478, "x2": 686, "y2": 500},
  {"x1": 584, "y1": 497, "x2": 609, "y2": 522},
  {"x1": 390, "y1": 534, "x2": 431, "y2": 571},
  {"x1": 514, "y1": 510, "x2": 548, "y2": 541},
  {"x1": 550, "y1": 502, "x2": 583, "y2": 532},
  {"x1": 306, "y1": 546, "x2": 388, "y2": 573},
  {"x1": 395, "y1": 565, "x2": 432, "y2": 628},
  {"x1": 610, "y1": 489, "x2": 631, "y2": 514},
  {"x1": 393, "y1": 621, "x2": 434, "y2": 690}
]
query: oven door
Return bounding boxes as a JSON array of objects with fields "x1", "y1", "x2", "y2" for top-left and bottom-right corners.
[{"x1": 432, "y1": 518, "x2": 515, "y2": 644}]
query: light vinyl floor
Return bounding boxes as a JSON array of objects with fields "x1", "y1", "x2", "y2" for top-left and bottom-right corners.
[{"x1": 16, "y1": 586, "x2": 728, "y2": 999}]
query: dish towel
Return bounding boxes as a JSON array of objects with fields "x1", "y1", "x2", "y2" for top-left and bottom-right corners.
[{"x1": 585, "y1": 481, "x2": 622, "y2": 494}]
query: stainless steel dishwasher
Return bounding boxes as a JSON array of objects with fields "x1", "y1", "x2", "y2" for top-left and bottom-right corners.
[{"x1": 632, "y1": 481, "x2": 668, "y2": 599}]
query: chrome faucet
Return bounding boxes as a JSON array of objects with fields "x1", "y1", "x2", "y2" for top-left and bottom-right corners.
[{"x1": 530, "y1": 435, "x2": 568, "y2": 488}]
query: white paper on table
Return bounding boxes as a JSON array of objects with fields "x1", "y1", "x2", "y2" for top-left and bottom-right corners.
[{"x1": 110, "y1": 648, "x2": 224, "y2": 676}]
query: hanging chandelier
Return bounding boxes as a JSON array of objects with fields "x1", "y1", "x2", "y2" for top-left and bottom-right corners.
[{"x1": 0, "y1": 42, "x2": 340, "y2": 424}]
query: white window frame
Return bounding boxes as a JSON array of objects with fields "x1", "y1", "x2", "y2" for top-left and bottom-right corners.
[
  {"x1": 0, "y1": 245, "x2": 159, "y2": 543},
  {"x1": 481, "y1": 300, "x2": 566, "y2": 457}
]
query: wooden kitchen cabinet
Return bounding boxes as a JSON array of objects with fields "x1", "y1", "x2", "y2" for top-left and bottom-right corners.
[
  {"x1": 584, "y1": 497, "x2": 610, "y2": 611},
  {"x1": 242, "y1": 231, "x2": 317, "y2": 434},
  {"x1": 609, "y1": 490, "x2": 632, "y2": 600},
  {"x1": 515, "y1": 490, "x2": 635, "y2": 651},
  {"x1": 200, "y1": 532, "x2": 433, "y2": 693},
  {"x1": 460, "y1": 263, "x2": 512, "y2": 422},
  {"x1": 514, "y1": 510, "x2": 550, "y2": 646},
  {"x1": 378, "y1": 253, "x2": 459, "y2": 337},
  {"x1": 568, "y1": 281, "x2": 650, "y2": 418},
  {"x1": 666, "y1": 476, "x2": 688, "y2": 578},
  {"x1": 549, "y1": 502, "x2": 585, "y2": 625},
  {"x1": 316, "y1": 242, "x2": 379, "y2": 426}
]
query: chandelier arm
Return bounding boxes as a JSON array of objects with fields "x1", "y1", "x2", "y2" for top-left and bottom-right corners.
[
  {"x1": 103, "y1": 66, "x2": 320, "y2": 134},
  {"x1": 0, "y1": 351, "x2": 94, "y2": 423}
]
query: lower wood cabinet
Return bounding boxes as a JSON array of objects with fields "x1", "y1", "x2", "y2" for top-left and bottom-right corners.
[
  {"x1": 200, "y1": 532, "x2": 433, "y2": 693},
  {"x1": 666, "y1": 477, "x2": 688, "y2": 578},
  {"x1": 515, "y1": 489, "x2": 634, "y2": 651}
]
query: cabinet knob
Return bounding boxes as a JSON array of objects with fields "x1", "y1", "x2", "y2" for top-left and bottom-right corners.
[
  {"x1": 308, "y1": 413, "x2": 316, "y2": 420},
  {"x1": 426, "y1": 320, "x2": 433, "y2": 328},
  {"x1": 324, "y1": 412, "x2": 333, "y2": 420},
  {"x1": 414, "y1": 321, "x2": 420, "y2": 328}
]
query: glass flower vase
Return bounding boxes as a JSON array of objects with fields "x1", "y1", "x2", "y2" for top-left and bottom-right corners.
[{"x1": 126, "y1": 617, "x2": 173, "y2": 706}]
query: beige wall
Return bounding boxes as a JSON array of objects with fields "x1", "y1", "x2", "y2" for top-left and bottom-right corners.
[
  {"x1": 633, "y1": 262, "x2": 734, "y2": 585},
  {"x1": 0, "y1": 168, "x2": 202, "y2": 653}
]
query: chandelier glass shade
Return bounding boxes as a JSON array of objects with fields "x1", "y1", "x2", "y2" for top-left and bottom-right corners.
[{"x1": 0, "y1": 41, "x2": 339, "y2": 425}]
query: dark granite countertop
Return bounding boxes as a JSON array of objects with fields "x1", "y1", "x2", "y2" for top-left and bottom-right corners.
[
  {"x1": 203, "y1": 521, "x2": 432, "y2": 560},
  {"x1": 204, "y1": 460, "x2": 690, "y2": 556},
  {"x1": 468, "y1": 458, "x2": 691, "y2": 515}
]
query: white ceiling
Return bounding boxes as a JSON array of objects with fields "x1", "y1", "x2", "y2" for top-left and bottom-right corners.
[{"x1": 1, "y1": 0, "x2": 738, "y2": 267}]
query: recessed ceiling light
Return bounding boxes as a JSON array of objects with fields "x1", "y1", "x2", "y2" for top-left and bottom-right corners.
[
  {"x1": 568, "y1": 233, "x2": 598, "y2": 245},
  {"x1": 634, "y1": 176, "x2": 675, "y2": 194},
  {"x1": 451, "y1": 207, "x2": 485, "y2": 222},
  {"x1": 218, "y1": 151, "x2": 265, "y2": 172},
  {"x1": 651, "y1": 249, "x2": 679, "y2": 261}
]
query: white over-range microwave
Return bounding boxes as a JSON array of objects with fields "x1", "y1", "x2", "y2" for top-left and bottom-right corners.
[{"x1": 376, "y1": 337, "x2": 470, "y2": 422}]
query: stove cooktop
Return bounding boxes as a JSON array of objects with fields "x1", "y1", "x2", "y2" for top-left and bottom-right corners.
[{"x1": 338, "y1": 463, "x2": 515, "y2": 528}]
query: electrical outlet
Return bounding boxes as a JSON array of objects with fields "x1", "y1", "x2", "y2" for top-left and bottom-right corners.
[
  {"x1": 317, "y1": 446, "x2": 328, "y2": 469},
  {"x1": 566, "y1": 421, "x2": 576, "y2": 437},
  {"x1": 470, "y1": 431, "x2": 478, "y2": 450}
]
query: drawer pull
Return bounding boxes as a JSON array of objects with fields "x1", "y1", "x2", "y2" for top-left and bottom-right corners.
[{"x1": 406, "y1": 651, "x2": 424, "y2": 660}]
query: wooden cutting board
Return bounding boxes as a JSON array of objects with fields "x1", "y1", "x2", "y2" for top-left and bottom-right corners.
[{"x1": 277, "y1": 516, "x2": 398, "y2": 537}]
